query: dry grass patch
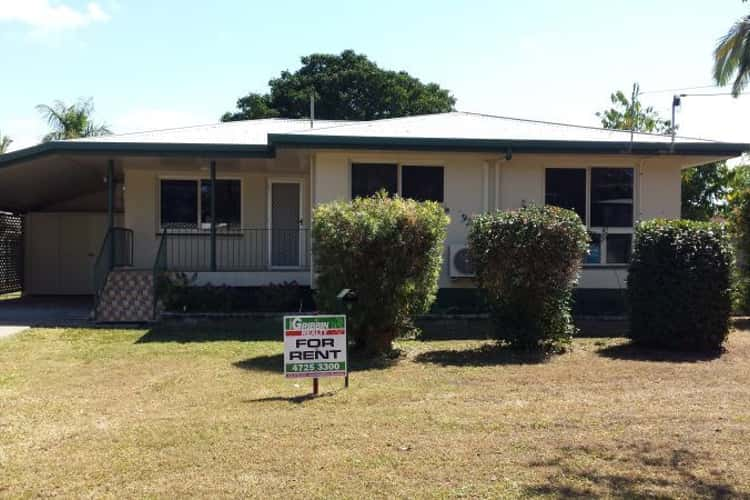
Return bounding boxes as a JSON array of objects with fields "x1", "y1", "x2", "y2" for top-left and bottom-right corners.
[{"x1": 1, "y1": 321, "x2": 749, "y2": 498}]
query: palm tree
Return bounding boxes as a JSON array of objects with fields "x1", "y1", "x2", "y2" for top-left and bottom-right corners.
[
  {"x1": 714, "y1": 13, "x2": 750, "y2": 96},
  {"x1": 36, "y1": 98, "x2": 111, "y2": 142},
  {"x1": 0, "y1": 132, "x2": 11, "y2": 153}
]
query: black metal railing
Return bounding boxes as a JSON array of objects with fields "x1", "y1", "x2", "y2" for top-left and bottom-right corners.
[
  {"x1": 93, "y1": 227, "x2": 134, "y2": 312},
  {"x1": 157, "y1": 227, "x2": 311, "y2": 272},
  {"x1": 152, "y1": 229, "x2": 168, "y2": 319}
]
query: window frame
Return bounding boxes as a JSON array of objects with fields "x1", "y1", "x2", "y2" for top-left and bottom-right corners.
[
  {"x1": 349, "y1": 162, "x2": 446, "y2": 204},
  {"x1": 544, "y1": 167, "x2": 587, "y2": 223},
  {"x1": 158, "y1": 175, "x2": 244, "y2": 233},
  {"x1": 350, "y1": 163, "x2": 399, "y2": 199},
  {"x1": 543, "y1": 166, "x2": 637, "y2": 267}
]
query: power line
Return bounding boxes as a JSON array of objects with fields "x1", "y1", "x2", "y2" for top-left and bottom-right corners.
[
  {"x1": 678, "y1": 92, "x2": 736, "y2": 97},
  {"x1": 639, "y1": 84, "x2": 723, "y2": 95}
]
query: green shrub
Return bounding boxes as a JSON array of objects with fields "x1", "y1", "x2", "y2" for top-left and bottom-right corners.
[
  {"x1": 627, "y1": 219, "x2": 734, "y2": 353},
  {"x1": 731, "y1": 189, "x2": 750, "y2": 313},
  {"x1": 467, "y1": 205, "x2": 589, "y2": 351},
  {"x1": 312, "y1": 193, "x2": 449, "y2": 355},
  {"x1": 156, "y1": 273, "x2": 310, "y2": 313}
]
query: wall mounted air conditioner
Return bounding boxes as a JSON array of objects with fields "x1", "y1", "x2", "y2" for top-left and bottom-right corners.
[{"x1": 449, "y1": 244, "x2": 475, "y2": 278}]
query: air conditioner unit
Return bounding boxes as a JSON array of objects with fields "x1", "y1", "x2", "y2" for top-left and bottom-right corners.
[{"x1": 449, "y1": 244, "x2": 475, "y2": 278}]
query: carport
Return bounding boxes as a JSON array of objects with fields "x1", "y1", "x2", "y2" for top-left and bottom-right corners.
[{"x1": 0, "y1": 146, "x2": 123, "y2": 296}]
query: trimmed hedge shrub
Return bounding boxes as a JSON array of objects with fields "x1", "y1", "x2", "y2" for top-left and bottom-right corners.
[
  {"x1": 156, "y1": 273, "x2": 311, "y2": 313},
  {"x1": 313, "y1": 193, "x2": 449, "y2": 355},
  {"x1": 627, "y1": 219, "x2": 734, "y2": 353},
  {"x1": 731, "y1": 189, "x2": 750, "y2": 313},
  {"x1": 467, "y1": 205, "x2": 589, "y2": 351}
]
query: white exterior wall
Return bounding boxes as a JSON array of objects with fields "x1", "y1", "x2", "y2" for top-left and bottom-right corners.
[
  {"x1": 312, "y1": 151, "x2": 488, "y2": 288},
  {"x1": 122, "y1": 154, "x2": 311, "y2": 286},
  {"x1": 313, "y1": 151, "x2": 714, "y2": 290},
  {"x1": 115, "y1": 150, "x2": 716, "y2": 290}
]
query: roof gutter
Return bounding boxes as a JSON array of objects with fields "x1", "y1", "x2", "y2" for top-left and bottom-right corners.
[
  {"x1": 0, "y1": 141, "x2": 274, "y2": 169},
  {"x1": 268, "y1": 133, "x2": 750, "y2": 157},
  {"x1": 2, "y1": 135, "x2": 748, "y2": 170}
]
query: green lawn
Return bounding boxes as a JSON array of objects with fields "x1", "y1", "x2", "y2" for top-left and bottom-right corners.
[{"x1": 1, "y1": 321, "x2": 749, "y2": 498}]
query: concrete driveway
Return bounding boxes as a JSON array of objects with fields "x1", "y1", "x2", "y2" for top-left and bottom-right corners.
[{"x1": 0, "y1": 296, "x2": 93, "y2": 337}]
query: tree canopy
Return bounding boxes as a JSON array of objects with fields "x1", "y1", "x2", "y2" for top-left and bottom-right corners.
[
  {"x1": 0, "y1": 131, "x2": 11, "y2": 154},
  {"x1": 596, "y1": 82, "x2": 672, "y2": 133},
  {"x1": 221, "y1": 50, "x2": 456, "y2": 122},
  {"x1": 36, "y1": 98, "x2": 110, "y2": 142},
  {"x1": 597, "y1": 83, "x2": 732, "y2": 221},
  {"x1": 681, "y1": 161, "x2": 734, "y2": 220}
]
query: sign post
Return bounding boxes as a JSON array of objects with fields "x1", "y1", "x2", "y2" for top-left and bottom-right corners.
[{"x1": 284, "y1": 315, "x2": 348, "y2": 394}]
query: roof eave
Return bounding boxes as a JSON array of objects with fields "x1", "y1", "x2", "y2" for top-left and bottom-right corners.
[
  {"x1": 0, "y1": 141, "x2": 274, "y2": 168},
  {"x1": 2, "y1": 135, "x2": 747, "y2": 169},
  {"x1": 268, "y1": 134, "x2": 750, "y2": 157}
]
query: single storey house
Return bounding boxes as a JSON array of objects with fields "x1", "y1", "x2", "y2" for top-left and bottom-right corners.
[{"x1": 0, "y1": 111, "x2": 746, "y2": 321}]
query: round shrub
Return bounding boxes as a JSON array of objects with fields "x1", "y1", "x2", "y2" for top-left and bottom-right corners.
[
  {"x1": 627, "y1": 219, "x2": 734, "y2": 353},
  {"x1": 467, "y1": 205, "x2": 589, "y2": 351},
  {"x1": 312, "y1": 193, "x2": 449, "y2": 355}
]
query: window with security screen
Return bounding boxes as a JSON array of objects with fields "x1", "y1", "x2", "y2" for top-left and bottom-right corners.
[
  {"x1": 401, "y1": 166, "x2": 444, "y2": 203},
  {"x1": 160, "y1": 179, "x2": 241, "y2": 230},
  {"x1": 544, "y1": 167, "x2": 634, "y2": 265},
  {"x1": 351, "y1": 164, "x2": 398, "y2": 198},
  {"x1": 545, "y1": 168, "x2": 586, "y2": 222}
]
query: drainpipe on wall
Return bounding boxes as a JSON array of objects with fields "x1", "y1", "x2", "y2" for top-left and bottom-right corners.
[{"x1": 210, "y1": 160, "x2": 217, "y2": 272}]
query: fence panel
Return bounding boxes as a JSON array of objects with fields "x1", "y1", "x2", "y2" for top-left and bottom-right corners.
[{"x1": 0, "y1": 212, "x2": 23, "y2": 295}]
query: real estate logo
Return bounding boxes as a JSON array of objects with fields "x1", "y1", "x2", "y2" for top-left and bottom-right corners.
[{"x1": 283, "y1": 315, "x2": 347, "y2": 379}]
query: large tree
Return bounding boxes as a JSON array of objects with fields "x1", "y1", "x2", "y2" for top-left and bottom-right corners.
[
  {"x1": 222, "y1": 50, "x2": 456, "y2": 121},
  {"x1": 597, "y1": 84, "x2": 729, "y2": 221},
  {"x1": 0, "y1": 131, "x2": 11, "y2": 153},
  {"x1": 36, "y1": 98, "x2": 110, "y2": 142},
  {"x1": 714, "y1": 1, "x2": 750, "y2": 96},
  {"x1": 681, "y1": 161, "x2": 734, "y2": 220}
]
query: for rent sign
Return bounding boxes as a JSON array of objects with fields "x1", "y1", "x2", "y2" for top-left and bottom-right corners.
[{"x1": 283, "y1": 315, "x2": 347, "y2": 378}]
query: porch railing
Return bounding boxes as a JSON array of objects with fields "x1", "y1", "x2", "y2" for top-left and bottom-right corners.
[
  {"x1": 155, "y1": 227, "x2": 311, "y2": 272},
  {"x1": 152, "y1": 229, "x2": 168, "y2": 318},
  {"x1": 93, "y1": 227, "x2": 134, "y2": 313}
]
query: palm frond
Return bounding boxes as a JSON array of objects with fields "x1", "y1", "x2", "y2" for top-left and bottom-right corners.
[
  {"x1": 0, "y1": 131, "x2": 12, "y2": 154},
  {"x1": 35, "y1": 102, "x2": 67, "y2": 131},
  {"x1": 36, "y1": 97, "x2": 112, "y2": 141},
  {"x1": 714, "y1": 16, "x2": 750, "y2": 96}
]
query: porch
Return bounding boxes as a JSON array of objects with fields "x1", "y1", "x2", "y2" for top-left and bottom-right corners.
[
  {"x1": 154, "y1": 227, "x2": 312, "y2": 277},
  {"x1": 96, "y1": 153, "x2": 314, "y2": 321},
  {"x1": 0, "y1": 143, "x2": 314, "y2": 322}
]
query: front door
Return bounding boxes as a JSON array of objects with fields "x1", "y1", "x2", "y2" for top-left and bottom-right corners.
[{"x1": 269, "y1": 181, "x2": 301, "y2": 268}]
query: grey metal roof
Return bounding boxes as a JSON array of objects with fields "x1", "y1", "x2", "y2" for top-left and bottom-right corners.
[
  {"x1": 1, "y1": 112, "x2": 748, "y2": 169},
  {"x1": 283, "y1": 111, "x2": 715, "y2": 144},
  {"x1": 71, "y1": 118, "x2": 358, "y2": 145}
]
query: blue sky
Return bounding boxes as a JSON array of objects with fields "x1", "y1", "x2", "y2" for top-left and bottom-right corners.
[{"x1": 2, "y1": 0, "x2": 750, "y2": 151}]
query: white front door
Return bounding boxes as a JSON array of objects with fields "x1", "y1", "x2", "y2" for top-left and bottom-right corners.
[{"x1": 269, "y1": 181, "x2": 302, "y2": 268}]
